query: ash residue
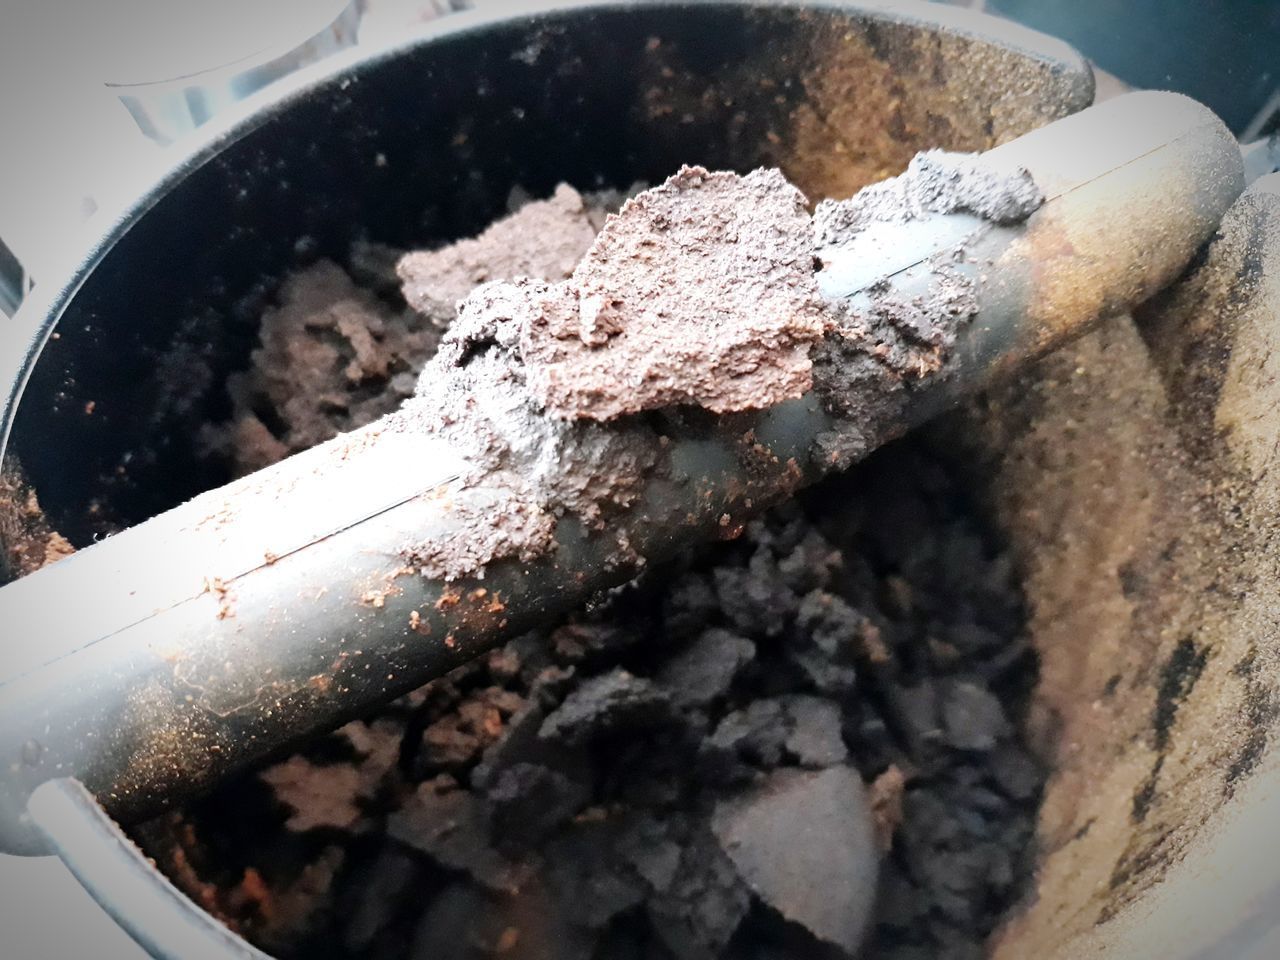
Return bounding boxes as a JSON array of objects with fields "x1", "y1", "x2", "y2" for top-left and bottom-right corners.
[
  {"x1": 80, "y1": 167, "x2": 1049, "y2": 959},
  {"x1": 205, "y1": 188, "x2": 627, "y2": 477},
  {"x1": 519, "y1": 166, "x2": 826, "y2": 420},
  {"x1": 395, "y1": 165, "x2": 829, "y2": 580},
  {"x1": 138, "y1": 442, "x2": 1044, "y2": 960},
  {"x1": 396, "y1": 280, "x2": 657, "y2": 579},
  {"x1": 813, "y1": 149, "x2": 1044, "y2": 248},
  {"x1": 396, "y1": 184, "x2": 614, "y2": 328},
  {"x1": 210, "y1": 157, "x2": 1042, "y2": 582},
  {"x1": 807, "y1": 149, "x2": 1044, "y2": 469},
  {"x1": 0, "y1": 459, "x2": 75, "y2": 583},
  {"x1": 203, "y1": 260, "x2": 440, "y2": 475}
]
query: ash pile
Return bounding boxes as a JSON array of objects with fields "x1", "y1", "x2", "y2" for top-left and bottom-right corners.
[{"x1": 103, "y1": 182, "x2": 1049, "y2": 960}]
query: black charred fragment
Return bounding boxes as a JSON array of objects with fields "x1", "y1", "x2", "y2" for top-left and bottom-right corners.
[{"x1": 1153, "y1": 637, "x2": 1210, "y2": 753}]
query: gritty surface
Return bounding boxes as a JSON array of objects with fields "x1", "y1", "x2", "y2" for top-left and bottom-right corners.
[
  {"x1": 205, "y1": 187, "x2": 628, "y2": 477},
  {"x1": 517, "y1": 166, "x2": 825, "y2": 421},
  {"x1": 203, "y1": 260, "x2": 440, "y2": 475},
  {"x1": 812, "y1": 150, "x2": 1042, "y2": 397},
  {"x1": 812, "y1": 150, "x2": 1043, "y2": 250},
  {"x1": 711, "y1": 766, "x2": 878, "y2": 954},
  {"x1": 396, "y1": 184, "x2": 618, "y2": 329},
  {"x1": 394, "y1": 157, "x2": 1040, "y2": 581}
]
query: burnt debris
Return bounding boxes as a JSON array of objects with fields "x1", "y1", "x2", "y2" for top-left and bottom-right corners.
[{"x1": 123, "y1": 180, "x2": 1046, "y2": 960}]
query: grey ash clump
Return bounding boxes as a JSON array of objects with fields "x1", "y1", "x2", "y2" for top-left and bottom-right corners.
[
  {"x1": 394, "y1": 280, "x2": 657, "y2": 580},
  {"x1": 811, "y1": 150, "x2": 1045, "y2": 381},
  {"x1": 396, "y1": 165, "x2": 827, "y2": 580},
  {"x1": 813, "y1": 149, "x2": 1044, "y2": 249},
  {"x1": 807, "y1": 150, "x2": 1045, "y2": 470}
]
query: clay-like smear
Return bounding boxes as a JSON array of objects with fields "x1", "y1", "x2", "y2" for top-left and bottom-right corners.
[
  {"x1": 813, "y1": 149, "x2": 1044, "y2": 248},
  {"x1": 808, "y1": 150, "x2": 1044, "y2": 469},
  {"x1": 400, "y1": 155, "x2": 1042, "y2": 581},
  {"x1": 397, "y1": 184, "x2": 610, "y2": 328},
  {"x1": 519, "y1": 166, "x2": 826, "y2": 420}
]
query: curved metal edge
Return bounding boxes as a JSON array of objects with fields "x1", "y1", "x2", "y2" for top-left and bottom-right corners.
[
  {"x1": 27, "y1": 778, "x2": 273, "y2": 960},
  {"x1": 0, "y1": 0, "x2": 1094, "y2": 464}
]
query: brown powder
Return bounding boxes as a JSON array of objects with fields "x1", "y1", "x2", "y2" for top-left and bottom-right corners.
[
  {"x1": 0, "y1": 460, "x2": 75, "y2": 582},
  {"x1": 396, "y1": 184, "x2": 607, "y2": 328},
  {"x1": 518, "y1": 166, "x2": 826, "y2": 421},
  {"x1": 206, "y1": 261, "x2": 439, "y2": 474}
]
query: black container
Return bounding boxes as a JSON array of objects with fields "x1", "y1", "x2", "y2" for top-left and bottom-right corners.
[{"x1": 0, "y1": 2, "x2": 1090, "y2": 956}]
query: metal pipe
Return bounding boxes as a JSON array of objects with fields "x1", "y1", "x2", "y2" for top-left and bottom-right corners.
[{"x1": 0, "y1": 92, "x2": 1243, "y2": 854}]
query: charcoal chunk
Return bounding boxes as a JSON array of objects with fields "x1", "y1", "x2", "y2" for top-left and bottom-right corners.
[
  {"x1": 776, "y1": 529, "x2": 841, "y2": 594},
  {"x1": 417, "y1": 687, "x2": 526, "y2": 773},
  {"x1": 543, "y1": 820, "x2": 648, "y2": 930},
  {"x1": 388, "y1": 777, "x2": 529, "y2": 894},
  {"x1": 711, "y1": 766, "x2": 877, "y2": 956},
  {"x1": 662, "y1": 571, "x2": 721, "y2": 643},
  {"x1": 410, "y1": 880, "x2": 596, "y2": 960},
  {"x1": 656, "y1": 629, "x2": 756, "y2": 709},
  {"x1": 539, "y1": 669, "x2": 672, "y2": 746},
  {"x1": 409, "y1": 883, "x2": 506, "y2": 960},
  {"x1": 707, "y1": 699, "x2": 789, "y2": 769},
  {"x1": 780, "y1": 695, "x2": 849, "y2": 768},
  {"x1": 342, "y1": 846, "x2": 420, "y2": 953},
  {"x1": 713, "y1": 549, "x2": 797, "y2": 639},
  {"x1": 487, "y1": 762, "x2": 589, "y2": 851},
  {"x1": 551, "y1": 622, "x2": 637, "y2": 667},
  {"x1": 617, "y1": 814, "x2": 685, "y2": 892},
  {"x1": 989, "y1": 745, "x2": 1042, "y2": 801},
  {"x1": 647, "y1": 828, "x2": 750, "y2": 960}
]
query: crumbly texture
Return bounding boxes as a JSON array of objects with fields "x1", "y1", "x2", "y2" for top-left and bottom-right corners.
[
  {"x1": 812, "y1": 150, "x2": 1044, "y2": 249},
  {"x1": 0, "y1": 460, "x2": 74, "y2": 582},
  {"x1": 398, "y1": 157, "x2": 1041, "y2": 581},
  {"x1": 396, "y1": 184, "x2": 609, "y2": 328},
  {"x1": 517, "y1": 166, "x2": 826, "y2": 420},
  {"x1": 203, "y1": 260, "x2": 439, "y2": 475},
  {"x1": 392, "y1": 164, "x2": 832, "y2": 582},
  {"x1": 136, "y1": 441, "x2": 1042, "y2": 960},
  {"x1": 812, "y1": 149, "x2": 1043, "y2": 389},
  {"x1": 205, "y1": 187, "x2": 627, "y2": 477}
]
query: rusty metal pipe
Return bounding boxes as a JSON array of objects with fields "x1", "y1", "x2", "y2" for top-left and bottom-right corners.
[{"x1": 0, "y1": 92, "x2": 1243, "y2": 854}]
